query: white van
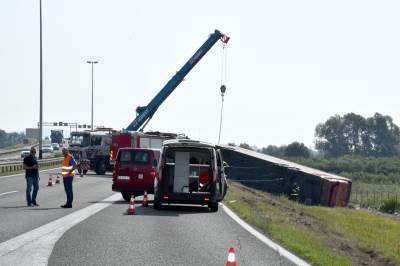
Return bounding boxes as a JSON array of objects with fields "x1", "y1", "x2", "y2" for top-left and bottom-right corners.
[{"x1": 154, "y1": 139, "x2": 228, "y2": 212}]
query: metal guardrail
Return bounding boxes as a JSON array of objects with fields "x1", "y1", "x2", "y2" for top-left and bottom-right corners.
[
  {"x1": 0, "y1": 158, "x2": 63, "y2": 174},
  {"x1": 0, "y1": 143, "x2": 39, "y2": 156}
]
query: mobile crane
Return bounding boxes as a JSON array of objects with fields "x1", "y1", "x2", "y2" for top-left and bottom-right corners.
[
  {"x1": 109, "y1": 30, "x2": 230, "y2": 166},
  {"x1": 126, "y1": 29, "x2": 230, "y2": 131}
]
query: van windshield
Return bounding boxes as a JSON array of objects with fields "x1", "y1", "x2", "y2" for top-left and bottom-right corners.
[{"x1": 119, "y1": 150, "x2": 150, "y2": 165}]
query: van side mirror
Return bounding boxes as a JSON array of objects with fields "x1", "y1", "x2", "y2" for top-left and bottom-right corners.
[{"x1": 223, "y1": 161, "x2": 229, "y2": 168}]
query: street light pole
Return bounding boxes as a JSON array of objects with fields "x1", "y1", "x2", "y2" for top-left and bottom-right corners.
[
  {"x1": 218, "y1": 85, "x2": 226, "y2": 145},
  {"x1": 39, "y1": 0, "x2": 43, "y2": 159},
  {"x1": 87, "y1": 61, "x2": 98, "y2": 131}
]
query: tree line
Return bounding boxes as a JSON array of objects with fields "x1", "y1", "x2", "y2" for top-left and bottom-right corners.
[
  {"x1": 315, "y1": 112, "x2": 399, "y2": 157},
  {"x1": 0, "y1": 129, "x2": 25, "y2": 149},
  {"x1": 232, "y1": 142, "x2": 312, "y2": 158},
  {"x1": 232, "y1": 112, "x2": 400, "y2": 158}
]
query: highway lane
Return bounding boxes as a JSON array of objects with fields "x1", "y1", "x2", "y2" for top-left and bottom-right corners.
[
  {"x1": 1, "y1": 170, "x2": 301, "y2": 265},
  {"x1": 0, "y1": 170, "x2": 114, "y2": 243},
  {"x1": 0, "y1": 168, "x2": 61, "y2": 194},
  {"x1": 49, "y1": 202, "x2": 295, "y2": 265}
]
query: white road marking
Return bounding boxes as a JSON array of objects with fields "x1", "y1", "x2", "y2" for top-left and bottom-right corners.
[
  {"x1": 0, "y1": 191, "x2": 18, "y2": 196},
  {"x1": 222, "y1": 203, "x2": 311, "y2": 266},
  {"x1": 0, "y1": 168, "x2": 60, "y2": 179},
  {"x1": 0, "y1": 193, "x2": 122, "y2": 266}
]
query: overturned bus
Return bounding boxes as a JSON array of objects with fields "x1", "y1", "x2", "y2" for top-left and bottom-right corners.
[{"x1": 220, "y1": 145, "x2": 351, "y2": 207}]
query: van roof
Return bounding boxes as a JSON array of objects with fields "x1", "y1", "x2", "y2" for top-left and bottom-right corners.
[
  {"x1": 119, "y1": 147, "x2": 161, "y2": 152},
  {"x1": 163, "y1": 139, "x2": 216, "y2": 148}
]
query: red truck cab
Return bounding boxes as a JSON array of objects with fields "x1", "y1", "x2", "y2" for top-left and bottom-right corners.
[{"x1": 109, "y1": 131, "x2": 181, "y2": 166}]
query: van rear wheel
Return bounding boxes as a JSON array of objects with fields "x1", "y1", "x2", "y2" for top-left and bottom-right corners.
[
  {"x1": 122, "y1": 192, "x2": 132, "y2": 202},
  {"x1": 209, "y1": 202, "x2": 218, "y2": 212},
  {"x1": 153, "y1": 198, "x2": 162, "y2": 210}
]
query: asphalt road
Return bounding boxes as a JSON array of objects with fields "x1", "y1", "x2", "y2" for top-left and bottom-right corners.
[
  {"x1": 0, "y1": 169, "x2": 298, "y2": 266},
  {"x1": 0, "y1": 169, "x2": 114, "y2": 243}
]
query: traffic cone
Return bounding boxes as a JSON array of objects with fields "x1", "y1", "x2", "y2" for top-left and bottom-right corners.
[
  {"x1": 47, "y1": 175, "x2": 53, "y2": 186},
  {"x1": 55, "y1": 174, "x2": 61, "y2": 184},
  {"x1": 142, "y1": 190, "x2": 148, "y2": 207},
  {"x1": 127, "y1": 195, "x2": 136, "y2": 215},
  {"x1": 226, "y1": 246, "x2": 236, "y2": 266}
]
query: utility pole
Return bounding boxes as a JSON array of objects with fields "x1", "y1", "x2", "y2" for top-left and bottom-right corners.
[
  {"x1": 38, "y1": 0, "x2": 43, "y2": 159},
  {"x1": 87, "y1": 61, "x2": 98, "y2": 131}
]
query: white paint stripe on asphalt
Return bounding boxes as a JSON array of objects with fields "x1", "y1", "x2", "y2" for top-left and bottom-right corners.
[
  {"x1": 0, "y1": 191, "x2": 18, "y2": 196},
  {"x1": 0, "y1": 167, "x2": 60, "y2": 179},
  {"x1": 0, "y1": 193, "x2": 122, "y2": 266},
  {"x1": 222, "y1": 203, "x2": 311, "y2": 266}
]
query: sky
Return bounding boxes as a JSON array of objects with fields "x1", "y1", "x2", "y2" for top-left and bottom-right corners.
[{"x1": 1, "y1": 0, "x2": 400, "y2": 149}]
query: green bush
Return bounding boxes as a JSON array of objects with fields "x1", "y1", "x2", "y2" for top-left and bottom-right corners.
[{"x1": 379, "y1": 198, "x2": 400, "y2": 214}]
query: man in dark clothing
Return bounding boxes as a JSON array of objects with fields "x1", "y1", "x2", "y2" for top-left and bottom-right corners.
[{"x1": 23, "y1": 147, "x2": 39, "y2": 207}]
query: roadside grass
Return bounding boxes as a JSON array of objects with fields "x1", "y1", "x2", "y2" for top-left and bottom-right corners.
[
  {"x1": 224, "y1": 181, "x2": 400, "y2": 266},
  {"x1": 351, "y1": 182, "x2": 400, "y2": 194},
  {"x1": 309, "y1": 206, "x2": 400, "y2": 264},
  {"x1": 350, "y1": 182, "x2": 400, "y2": 212}
]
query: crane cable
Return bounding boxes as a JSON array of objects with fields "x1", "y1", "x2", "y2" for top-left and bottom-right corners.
[
  {"x1": 218, "y1": 43, "x2": 228, "y2": 144},
  {"x1": 220, "y1": 43, "x2": 228, "y2": 88}
]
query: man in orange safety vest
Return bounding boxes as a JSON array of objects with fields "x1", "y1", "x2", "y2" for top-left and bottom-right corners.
[{"x1": 60, "y1": 148, "x2": 77, "y2": 208}]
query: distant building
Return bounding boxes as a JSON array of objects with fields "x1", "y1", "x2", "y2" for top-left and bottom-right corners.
[{"x1": 26, "y1": 128, "x2": 39, "y2": 139}]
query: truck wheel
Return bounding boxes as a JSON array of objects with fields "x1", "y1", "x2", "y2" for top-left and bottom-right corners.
[
  {"x1": 95, "y1": 160, "x2": 106, "y2": 175},
  {"x1": 122, "y1": 192, "x2": 132, "y2": 202},
  {"x1": 83, "y1": 170, "x2": 88, "y2": 175},
  {"x1": 209, "y1": 202, "x2": 219, "y2": 212},
  {"x1": 78, "y1": 169, "x2": 82, "y2": 174}
]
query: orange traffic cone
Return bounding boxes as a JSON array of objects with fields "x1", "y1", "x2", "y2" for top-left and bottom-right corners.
[
  {"x1": 142, "y1": 191, "x2": 148, "y2": 207},
  {"x1": 226, "y1": 246, "x2": 236, "y2": 266},
  {"x1": 55, "y1": 174, "x2": 61, "y2": 184},
  {"x1": 47, "y1": 175, "x2": 53, "y2": 186},
  {"x1": 127, "y1": 195, "x2": 136, "y2": 215}
]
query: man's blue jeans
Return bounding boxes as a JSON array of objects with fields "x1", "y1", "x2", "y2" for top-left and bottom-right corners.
[
  {"x1": 63, "y1": 176, "x2": 74, "y2": 206},
  {"x1": 26, "y1": 177, "x2": 39, "y2": 205}
]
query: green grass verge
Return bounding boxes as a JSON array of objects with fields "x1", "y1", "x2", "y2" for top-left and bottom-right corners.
[
  {"x1": 308, "y1": 206, "x2": 400, "y2": 263},
  {"x1": 350, "y1": 182, "x2": 400, "y2": 211},
  {"x1": 224, "y1": 181, "x2": 400, "y2": 266}
]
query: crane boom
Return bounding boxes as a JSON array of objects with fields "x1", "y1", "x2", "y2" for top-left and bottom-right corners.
[{"x1": 126, "y1": 29, "x2": 230, "y2": 131}]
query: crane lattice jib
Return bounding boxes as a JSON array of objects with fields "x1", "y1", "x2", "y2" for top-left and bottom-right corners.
[{"x1": 126, "y1": 29, "x2": 230, "y2": 131}]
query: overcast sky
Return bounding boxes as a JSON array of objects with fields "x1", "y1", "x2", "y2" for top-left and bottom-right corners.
[{"x1": 1, "y1": 0, "x2": 399, "y2": 148}]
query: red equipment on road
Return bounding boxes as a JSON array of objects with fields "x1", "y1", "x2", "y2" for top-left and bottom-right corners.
[
  {"x1": 47, "y1": 175, "x2": 54, "y2": 187},
  {"x1": 142, "y1": 191, "x2": 148, "y2": 207},
  {"x1": 127, "y1": 196, "x2": 136, "y2": 215},
  {"x1": 226, "y1": 246, "x2": 236, "y2": 266}
]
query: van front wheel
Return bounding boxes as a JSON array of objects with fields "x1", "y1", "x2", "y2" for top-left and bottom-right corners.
[{"x1": 209, "y1": 202, "x2": 218, "y2": 212}]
